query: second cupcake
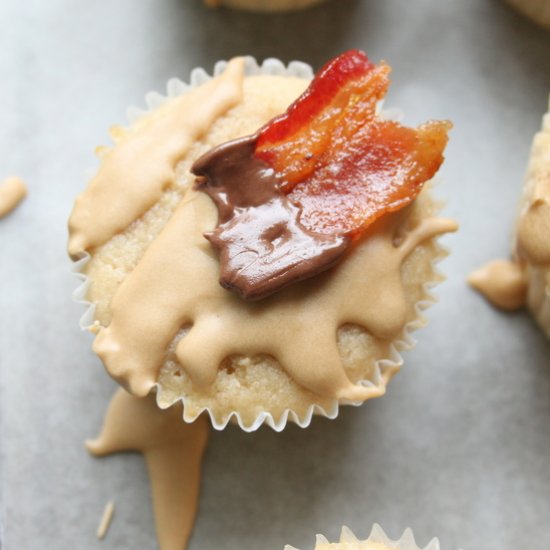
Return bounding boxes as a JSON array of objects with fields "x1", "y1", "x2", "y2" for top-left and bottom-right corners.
[{"x1": 469, "y1": 98, "x2": 550, "y2": 335}]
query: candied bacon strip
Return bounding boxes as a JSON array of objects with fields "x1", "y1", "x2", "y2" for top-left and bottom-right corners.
[
  {"x1": 255, "y1": 50, "x2": 390, "y2": 188},
  {"x1": 287, "y1": 119, "x2": 451, "y2": 237},
  {"x1": 254, "y1": 50, "x2": 451, "y2": 238}
]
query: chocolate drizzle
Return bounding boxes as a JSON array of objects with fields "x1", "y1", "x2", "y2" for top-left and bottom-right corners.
[{"x1": 192, "y1": 136, "x2": 349, "y2": 300}]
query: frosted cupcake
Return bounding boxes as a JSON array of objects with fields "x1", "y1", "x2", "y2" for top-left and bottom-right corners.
[
  {"x1": 204, "y1": 0, "x2": 328, "y2": 12},
  {"x1": 469, "y1": 99, "x2": 550, "y2": 336},
  {"x1": 285, "y1": 524, "x2": 446, "y2": 550},
  {"x1": 69, "y1": 51, "x2": 457, "y2": 431}
]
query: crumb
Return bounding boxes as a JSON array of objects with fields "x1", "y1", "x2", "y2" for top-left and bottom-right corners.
[{"x1": 96, "y1": 500, "x2": 115, "y2": 540}]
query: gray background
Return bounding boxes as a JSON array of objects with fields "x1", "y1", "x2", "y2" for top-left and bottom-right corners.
[{"x1": 1, "y1": 0, "x2": 550, "y2": 549}]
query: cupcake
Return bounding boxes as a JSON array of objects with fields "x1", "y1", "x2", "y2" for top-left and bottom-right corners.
[
  {"x1": 285, "y1": 524, "x2": 445, "y2": 550},
  {"x1": 469, "y1": 98, "x2": 550, "y2": 336},
  {"x1": 69, "y1": 51, "x2": 457, "y2": 431},
  {"x1": 203, "y1": 0, "x2": 328, "y2": 12},
  {"x1": 506, "y1": 0, "x2": 550, "y2": 30}
]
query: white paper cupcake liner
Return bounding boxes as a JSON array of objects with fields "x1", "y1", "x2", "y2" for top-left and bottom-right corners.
[
  {"x1": 285, "y1": 524, "x2": 457, "y2": 550},
  {"x1": 72, "y1": 56, "x2": 452, "y2": 433}
]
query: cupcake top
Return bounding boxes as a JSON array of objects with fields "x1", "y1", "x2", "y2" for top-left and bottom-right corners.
[
  {"x1": 285, "y1": 525, "x2": 443, "y2": 550},
  {"x1": 69, "y1": 52, "x2": 456, "y2": 429}
]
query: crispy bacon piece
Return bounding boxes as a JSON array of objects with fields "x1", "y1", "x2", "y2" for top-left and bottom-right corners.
[
  {"x1": 256, "y1": 50, "x2": 391, "y2": 188},
  {"x1": 288, "y1": 119, "x2": 451, "y2": 236},
  {"x1": 254, "y1": 50, "x2": 451, "y2": 238}
]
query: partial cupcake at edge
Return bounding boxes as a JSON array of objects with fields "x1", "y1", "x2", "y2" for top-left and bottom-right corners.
[
  {"x1": 469, "y1": 98, "x2": 550, "y2": 336},
  {"x1": 69, "y1": 50, "x2": 457, "y2": 432},
  {"x1": 285, "y1": 524, "x2": 451, "y2": 550},
  {"x1": 203, "y1": 0, "x2": 328, "y2": 12}
]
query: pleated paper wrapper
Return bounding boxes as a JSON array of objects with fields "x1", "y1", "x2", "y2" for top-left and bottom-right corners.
[{"x1": 285, "y1": 524, "x2": 459, "y2": 550}]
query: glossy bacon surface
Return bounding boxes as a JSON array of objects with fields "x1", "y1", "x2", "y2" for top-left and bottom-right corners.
[
  {"x1": 256, "y1": 50, "x2": 390, "y2": 188},
  {"x1": 254, "y1": 50, "x2": 451, "y2": 237}
]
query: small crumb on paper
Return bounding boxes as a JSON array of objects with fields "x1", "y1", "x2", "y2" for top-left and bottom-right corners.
[{"x1": 96, "y1": 500, "x2": 115, "y2": 540}]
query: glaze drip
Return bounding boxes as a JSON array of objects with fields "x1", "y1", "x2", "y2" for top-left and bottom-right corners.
[
  {"x1": 468, "y1": 259, "x2": 527, "y2": 310},
  {"x1": 469, "y1": 106, "x2": 550, "y2": 321},
  {"x1": 87, "y1": 389, "x2": 209, "y2": 550}
]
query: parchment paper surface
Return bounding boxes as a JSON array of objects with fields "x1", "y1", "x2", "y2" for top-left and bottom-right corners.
[{"x1": 1, "y1": 1, "x2": 550, "y2": 549}]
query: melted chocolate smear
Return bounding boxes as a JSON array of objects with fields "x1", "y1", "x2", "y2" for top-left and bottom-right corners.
[{"x1": 192, "y1": 135, "x2": 348, "y2": 301}]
